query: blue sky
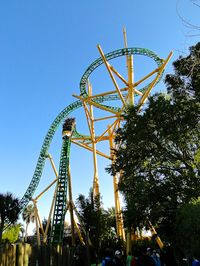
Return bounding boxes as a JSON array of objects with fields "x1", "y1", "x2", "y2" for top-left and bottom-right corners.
[{"x1": 0, "y1": 0, "x2": 199, "y2": 221}]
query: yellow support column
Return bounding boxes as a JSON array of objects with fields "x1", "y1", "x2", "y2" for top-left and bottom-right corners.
[
  {"x1": 88, "y1": 82, "x2": 100, "y2": 197},
  {"x1": 127, "y1": 51, "x2": 134, "y2": 254},
  {"x1": 124, "y1": 29, "x2": 134, "y2": 253},
  {"x1": 124, "y1": 27, "x2": 134, "y2": 106},
  {"x1": 148, "y1": 220, "x2": 164, "y2": 249},
  {"x1": 128, "y1": 55, "x2": 134, "y2": 105},
  {"x1": 108, "y1": 127, "x2": 125, "y2": 241}
]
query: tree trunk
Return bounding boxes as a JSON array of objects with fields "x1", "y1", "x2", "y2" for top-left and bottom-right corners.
[{"x1": 25, "y1": 222, "x2": 29, "y2": 242}]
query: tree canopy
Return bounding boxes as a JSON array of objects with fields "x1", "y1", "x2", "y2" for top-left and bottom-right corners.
[
  {"x1": 2, "y1": 223, "x2": 23, "y2": 243},
  {"x1": 108, "y1": 42, "x2": 200, "y2": 242},
  {"x1": 0, "y1": 192, "x2": 20, "y2": 243},
  {"x1": 174, "y1": 197, "x2": 200, "y2": 259},
  {"x1": 76, "y1": 190, "x2": 117, "y2": 251},
  {"x1": 22, "y1": 204, "x2": 35, "y2": 241}
]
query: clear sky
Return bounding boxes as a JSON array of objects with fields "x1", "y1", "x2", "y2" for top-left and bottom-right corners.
[{"x1": 0, "y1": 0, "x2": 199, "y2": 224}]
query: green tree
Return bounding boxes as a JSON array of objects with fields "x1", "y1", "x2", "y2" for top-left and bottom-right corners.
[
  {"x1": 105, "y1": 207, "x2": 117, "y2": 233},
  {"x1": 76, "y1": 190, "x2": 117, "y2": 251},
  {"x1": 2, "y1": 223, "x2": 23, "y2": 243},
  {"x1": 22, "y1": 204, "x2": 35, "y2": 241},
  {"x1": 109, "y1": 42, "x2": 200, "y2": 243},
  {"x1": 0, "y1": 192, "x2": 20, "y2": 244},
  {"x1": 174, "y1": 198, "x2": 200, "y2": 259}
]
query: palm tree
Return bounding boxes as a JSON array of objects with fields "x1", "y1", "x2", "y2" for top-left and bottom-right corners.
[
  {"x1": 22, "y1": 204, "x2": 35, "y2": 241},
  {"x1": 18, "y1": 223, "x2": 25, "y2": 238},
  {"x1": 106, "y1": 207, "x2": 117, "y2": 233},
  {"x1": 0, "y1": 192, "x2": 20, "y2": 244}
]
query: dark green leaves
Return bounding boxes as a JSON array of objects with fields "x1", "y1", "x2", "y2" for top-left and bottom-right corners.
[{"x1": 108, "y1": 42, "x2": 200, "y2": 243}]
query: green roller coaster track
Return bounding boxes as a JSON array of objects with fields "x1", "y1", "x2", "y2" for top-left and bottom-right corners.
[
  {"x1": 17, "y1": 47, "x2": 163, "y2": 244},
  {"x1": 51, "y1": 134, "x2": 71, "y2": 244}
]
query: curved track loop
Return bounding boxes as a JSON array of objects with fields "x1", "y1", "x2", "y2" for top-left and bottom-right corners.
[
  {"x1": 80, "y1": 47, "x2": 163, "y2": 96},
  {"x1": 20, "y1": 47, "x2": 163, "y2": 210}
]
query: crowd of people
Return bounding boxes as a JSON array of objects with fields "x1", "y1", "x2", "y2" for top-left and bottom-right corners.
[
  {"x1": 99, "y1": 246, "x2": 176, "y2": 266},
  {"x1": 100, "y1": 248, "x2": 200, "y2": 266},
  {"x1": 72, "y1": 246, "x2": 200, "y2": 266},
  {"x1": 101, "y1": 247, "x2": 163, "y2": 266}
]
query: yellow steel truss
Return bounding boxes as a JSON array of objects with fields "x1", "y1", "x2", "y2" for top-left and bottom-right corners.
[{"x1": 71, "y1": 33, "x2": 172, "y2": 242}]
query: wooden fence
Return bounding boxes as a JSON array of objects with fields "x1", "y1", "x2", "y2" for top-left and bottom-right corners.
[{"x1": 0, "y1": 243, "x2": 92, "y2": 266}]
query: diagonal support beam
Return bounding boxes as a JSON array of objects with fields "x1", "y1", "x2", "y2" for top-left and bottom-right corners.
[
  {"x1": 139, "y1": 51, "x2": 173, "y2": 108},
  {"x1": 73, "y1": 94, "x2": 120, "y2": 115},
  {"x1": 97, "y1": 45, "x2": 126, "y2": 107},
  {"x1": 71, "y1": 139, "x2": 111, "y2": 160}
]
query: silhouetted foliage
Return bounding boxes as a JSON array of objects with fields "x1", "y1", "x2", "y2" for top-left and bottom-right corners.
[
  {"x1": 0, "y1": 192, "x2": 20, "y2": 243},
  {"x1": 76, "y1": 190, "x2": 118, "y2": 253},
  {"x1": 108, "y1": 42, "x2": 200, "y2": 244},
  {"x1": 174, "y1": 198, "x2": 200, "y2": 258},
  {"x1": 22, "y1": 204, "x2": 35, "y2": 241}
]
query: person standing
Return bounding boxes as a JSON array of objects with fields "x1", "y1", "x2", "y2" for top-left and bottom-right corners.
[
  {"x1": 130, "y1": 256, "x2": 137, "y2": 266},
  {"x1": 192, "y1": 256, "x2": 200, "y2": 266},
  {"x1": 137, "y1": 247, "x2": 155, "y2": 266},
  {"x1": 114, "y1": 250, "x2": 125, "y2": 266},
  {"x1": 101, "y1": 248, "x2": 115, "y2": 266},
  {"x1": 126, "y1": 251, "x2": 132, "y2": 266},
  {"x1": 151, "y1": 250, "x2": 161, "y2": 266}
]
